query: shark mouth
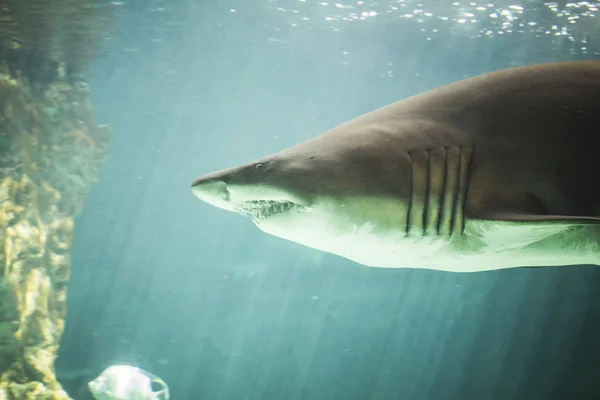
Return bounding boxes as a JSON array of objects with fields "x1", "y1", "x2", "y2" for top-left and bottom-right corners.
[{"x1": 237, "y1": 200, "x2": 310, "y2": 223}]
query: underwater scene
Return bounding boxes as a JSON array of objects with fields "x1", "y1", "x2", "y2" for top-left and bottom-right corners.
[{"x1": 1, "y1": 0, "x2": 600, "y2": 399}]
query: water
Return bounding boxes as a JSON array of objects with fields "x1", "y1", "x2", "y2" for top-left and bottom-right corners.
[{"x1": 47, "y1": 0, "x2": 600, "y2": 399}]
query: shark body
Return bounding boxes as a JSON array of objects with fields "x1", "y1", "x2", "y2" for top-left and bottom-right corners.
[{"x1": 191, "y1": 61, "x2": 600, "y2": 272}]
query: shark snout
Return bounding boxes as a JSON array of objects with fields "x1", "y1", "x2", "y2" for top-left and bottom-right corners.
[
  {"x1": 191, "y1": 177, "x2": 234, "y2": 211},
  {"x1": 191, "y1": 166, "x2": 311, "y2": 213}
]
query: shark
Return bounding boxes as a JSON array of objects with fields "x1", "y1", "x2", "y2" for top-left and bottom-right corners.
[{"x1": 191, "y1": 61, "x2": 600, "y2": 272}]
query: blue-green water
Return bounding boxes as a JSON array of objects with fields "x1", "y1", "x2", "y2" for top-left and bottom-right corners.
[{"x1": 56, "y1": 1, "x2": 600, "y2": 399}]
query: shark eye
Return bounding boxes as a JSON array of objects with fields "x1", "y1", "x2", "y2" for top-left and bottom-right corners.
[{"x1": 254, "y1": 163, "x2": 266, "y2": 172}]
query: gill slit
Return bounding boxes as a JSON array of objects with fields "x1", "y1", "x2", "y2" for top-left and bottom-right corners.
[
  {"x1": 461, "y1": 147, "x2": 475, "y2": 234},
  {"x1": 422, "y1": 150, "x2": 431, "y2": 235},
  {"x1": 449, "y1": 148, "x2": 462, "y2": 236},
  {"x1": 436, "y1": 147, "x2": 448, "y2": 236},
  {"x1": 405, "y1": 151, "x2": 413, "y2": 237},
  {"x1": 405, "y1": 145, "x2": 473, "y2": 238}
]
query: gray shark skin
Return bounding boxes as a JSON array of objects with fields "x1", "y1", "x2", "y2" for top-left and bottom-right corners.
[{"x1": 191, "y1": 61, "x2": 600, "y2": 272}]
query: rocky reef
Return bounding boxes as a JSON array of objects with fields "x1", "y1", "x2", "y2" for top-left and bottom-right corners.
[{"x1": 0, "y1": 1, "x2": 112, "y2": 399}]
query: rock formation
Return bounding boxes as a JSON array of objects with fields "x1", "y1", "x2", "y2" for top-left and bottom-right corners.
[{"x1": 0, "y1": 1, "x2": 112, "y2": 398}]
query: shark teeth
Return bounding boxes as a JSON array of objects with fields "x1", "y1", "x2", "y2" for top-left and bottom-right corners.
[{"x1": 237, "y1": 200, "x2": 300, "y2": 222}]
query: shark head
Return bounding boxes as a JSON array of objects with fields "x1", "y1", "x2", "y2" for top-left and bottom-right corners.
[{"x1": 191, "y1": 128, "x2": 420, "y2": 266}]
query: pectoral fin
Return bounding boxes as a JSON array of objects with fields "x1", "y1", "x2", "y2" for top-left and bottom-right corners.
[
  {"x1": 469, "y1": 212, "x2": 600, "y2": 253},
  {"x1": 484, "y1": 212, "x2": 600, "y2": 224}
]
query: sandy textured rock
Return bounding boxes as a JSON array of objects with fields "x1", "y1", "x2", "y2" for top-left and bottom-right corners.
[
  {"x1": 0, "y1": 1, "x2": 112, "y2": 396},
  {"x1": 0, "y1": 63, "x2": 110, "y2": 399}
]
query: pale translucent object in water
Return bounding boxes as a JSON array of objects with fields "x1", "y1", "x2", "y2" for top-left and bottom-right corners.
[{"x1": 88, "y1": 365, "x2": 169, "y2": 400}]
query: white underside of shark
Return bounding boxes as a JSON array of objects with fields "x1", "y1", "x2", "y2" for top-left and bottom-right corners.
[{"x1": 257, "y1": 210, "x2": 599, "y2": 272}]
